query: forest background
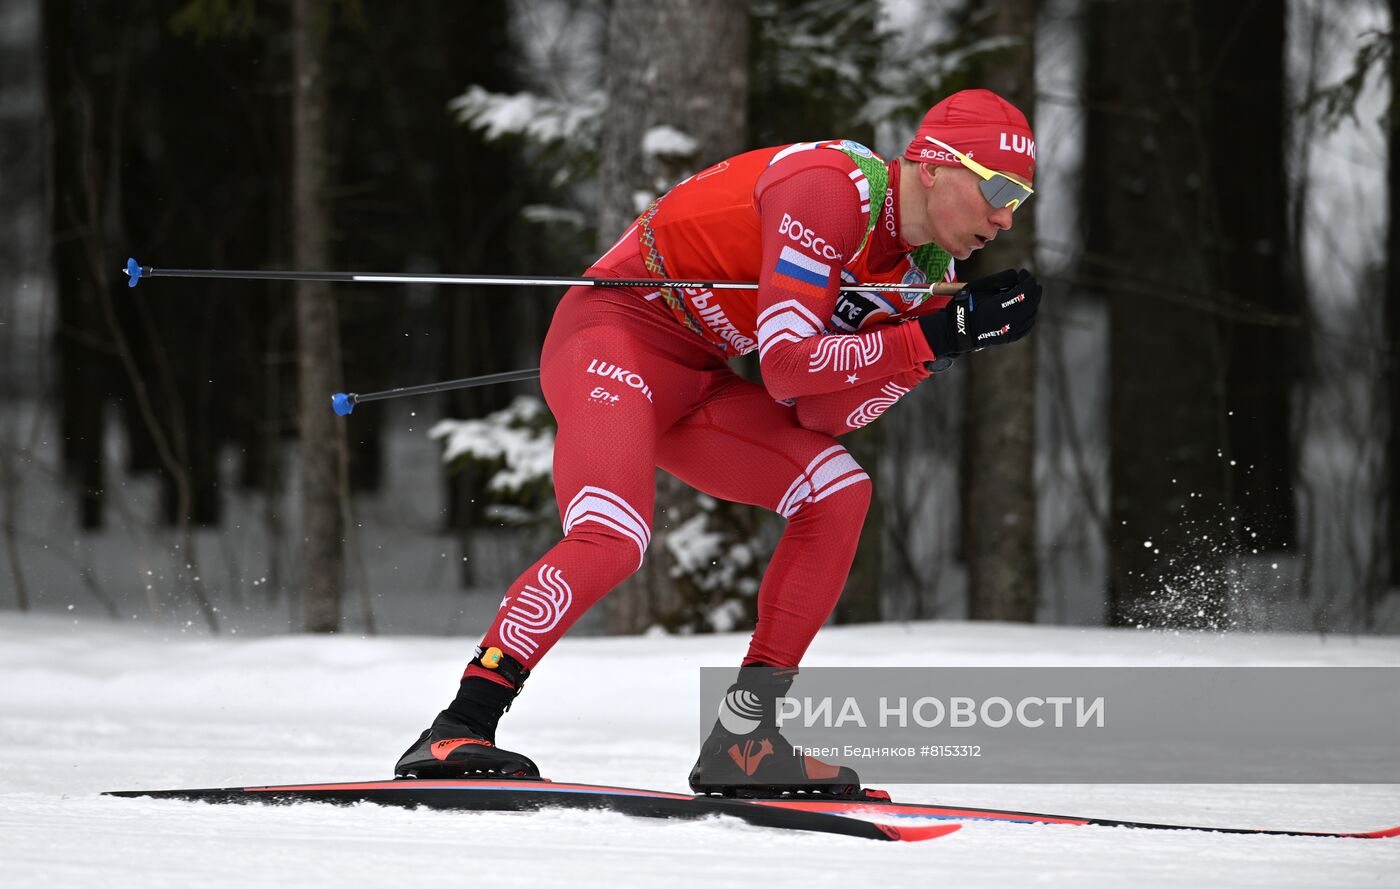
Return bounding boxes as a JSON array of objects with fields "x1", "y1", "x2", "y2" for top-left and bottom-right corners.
[{"x1": 1, "y1": 0, "x2": 1396, "y2": 638}]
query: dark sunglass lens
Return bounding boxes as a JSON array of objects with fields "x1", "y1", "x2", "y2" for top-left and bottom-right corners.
[{"x1": 980, "y1": 176, "x2": 1029, "y2": 209}]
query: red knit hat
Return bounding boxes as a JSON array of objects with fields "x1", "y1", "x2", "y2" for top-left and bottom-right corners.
[{"x1": 903, "y1": 89, "x2": 1036, "y2": 184}]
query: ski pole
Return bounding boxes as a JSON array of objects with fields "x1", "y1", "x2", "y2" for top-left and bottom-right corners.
[
  {"x1": 122, "y1": 257, "x2": 965, "y2": 297},
  {"x1": 331, "y1": 367, "x2": 542, "y2": 416},
  {"x1": 122, "y1": 257, "x2": 968, "y2": 416}
]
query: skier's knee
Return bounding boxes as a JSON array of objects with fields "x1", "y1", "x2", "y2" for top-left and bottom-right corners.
[
  {"x1": 775, "y1": 445, "x2": 871, "y2": 522},
  {"x1": 561, "y1": 485, "x2": 651, "y2": 574}
]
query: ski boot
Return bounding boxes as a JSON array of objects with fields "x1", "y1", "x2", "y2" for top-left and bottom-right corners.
[
  {"x1": 395, "y1": 647, "x2": 539, "y2": 780},
  {"x1": 689, "y1": 664, "x2": 867, "y2": 799}
]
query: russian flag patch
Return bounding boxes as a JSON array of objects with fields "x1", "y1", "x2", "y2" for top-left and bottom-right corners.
[{"x1": 773, "y1": 246, "x2": 832, "y2": 298}]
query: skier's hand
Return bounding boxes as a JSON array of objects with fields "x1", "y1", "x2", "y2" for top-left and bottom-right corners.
[{"x1": 917, "y1": 268, "x2": 1041, "y2": 358}]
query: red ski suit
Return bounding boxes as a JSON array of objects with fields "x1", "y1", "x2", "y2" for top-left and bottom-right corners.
[{"x1": 470, "y1": 141, "x2": 956, "y2": 679}]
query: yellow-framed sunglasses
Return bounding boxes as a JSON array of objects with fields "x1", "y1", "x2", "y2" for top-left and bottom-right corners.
[{"x1": 923, "y1": 135, "x2": 1034, "y2": 211}]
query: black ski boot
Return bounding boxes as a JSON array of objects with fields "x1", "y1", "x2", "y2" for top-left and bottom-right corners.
[
  {"x1": 395, "y1": 647, "x2": 539, "y2": 780},
  {"x1": 689, "y1": 664, "x2": 864, "y2": 799}
]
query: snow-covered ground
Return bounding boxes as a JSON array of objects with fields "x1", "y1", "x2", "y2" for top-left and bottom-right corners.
[{"x1": 1, "y1": 614, "x2": 1396, "y2": 888}]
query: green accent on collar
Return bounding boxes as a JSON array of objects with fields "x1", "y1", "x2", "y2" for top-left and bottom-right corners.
[
  {"x1": 831, "y1": 145, "x2": 953, "y2": 305},
  {"x1": 909, "y1": 243, "x2": 953, "y2": 299},
  {"x1": 832, "y1": 146, "x2": 887, "y2": 260}
]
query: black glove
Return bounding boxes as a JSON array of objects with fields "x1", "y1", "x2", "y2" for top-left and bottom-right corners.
[{"x1": 918, "y1": 268, "x2": 1041, "y2": 359}]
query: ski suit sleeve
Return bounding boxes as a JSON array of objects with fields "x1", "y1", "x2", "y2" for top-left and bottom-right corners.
[
  {"x1": 793, "y1": 365, "x2": 928, "y2": 437},
  {"x1": 753, "y1": 154, "x2": 935, "y2": 401}
]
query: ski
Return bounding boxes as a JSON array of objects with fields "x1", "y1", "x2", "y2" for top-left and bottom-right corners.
[
  {"x1": 103, "y1": 779, "x2": 958, "y2": 843},
  {"x1": 105, "y1": 777, "x2": 1400, "y2": 840},
  {"x1": 744, "y1": 795, "x2": 1400, "y2": 840}
]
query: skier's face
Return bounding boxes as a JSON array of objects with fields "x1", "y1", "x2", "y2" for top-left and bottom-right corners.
[{"x1": 908, "y1": 163, "x2": 1018, "y2": 261}]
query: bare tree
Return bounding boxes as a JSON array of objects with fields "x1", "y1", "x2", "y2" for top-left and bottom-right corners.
[
  {"x1": 1210, "y1": 0, "x2": 1300, "y2": 555},
  {"x1": 596, "y1": 0, "x2": 749, "y2": 255},
  {"x1": 962, "y1": 0, "x2": 1040, "y2": 623},
  {"x1": 43, "y1": 2, "x2": 221, "y2": 630},
  {"x1": 293, "y1": 0, "x2": 347, "y2": 633},
  {"x1": 1085, "y1": 0, "x2": 1231, "y2": 627},
  {"x1": 1389, "y1": 0, "x2": 1400, "y2": 593},
  {"x1": 595, "y1": 0, "x2": 750, "y2": 633},
  {"x1": 0, "y1": 0, "x2": 38, "y2": 609}
]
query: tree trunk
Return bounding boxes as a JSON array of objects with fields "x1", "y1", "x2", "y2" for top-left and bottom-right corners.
[
  {"x1": 597, "y1": 0, "x2": 750, "y2": 633},
  {"x1": 597, "y1": 0, "x2": 750, "y2": 251},
  {"x1": 1389, "y1": 0, "x2": 1400, "y2": 596},
  {"x1": 1086, "y1": 0, "x2": 1230, "y2": 628},
  {"x1": 293, "y1": 0, "x2": 345, "y2": 633},
  {"x1": 439, "y1": 3, "x2": 533, "y2": 560},
  {"x1": 43, "y1": 0, "x2": 109, "y2": 532},
  {"x1": 44, "y1": 2, "x2": 221, "y2": 630},
  {"x1": 1208, "y1": 0, "x2": 1298, "y2": 554},
  {"x1": 2, "y1": 0, "x2": 43, "y2": 611},
  {"x1": 962, "y1": 0, "x2": 1039, "y2": 623}
]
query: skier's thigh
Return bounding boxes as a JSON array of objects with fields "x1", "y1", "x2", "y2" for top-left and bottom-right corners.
[
  {"x1": 657, "y1": 375, "x2": 857, "y2": 510},
  {"x1": 541, "y1": 324, "x2": 698, "y2": 522}
]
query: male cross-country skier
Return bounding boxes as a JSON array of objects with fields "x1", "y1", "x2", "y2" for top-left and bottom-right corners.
[{"x1": 396, "y1": 88, "x2": 1042, "y2": 797}]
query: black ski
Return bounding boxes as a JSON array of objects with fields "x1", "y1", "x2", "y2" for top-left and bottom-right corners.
[
  {"x1": 744, "y1": 795, "x2": 1400, "y2": 839},
  {"x1": 103, "y1": 778, "x2": 958, "y2": 843},
  {"x1": 106, "y1": 777, "x2": 1400, "y2": 840}
]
